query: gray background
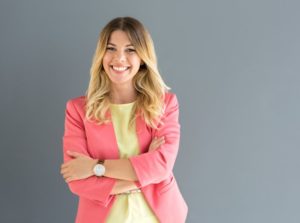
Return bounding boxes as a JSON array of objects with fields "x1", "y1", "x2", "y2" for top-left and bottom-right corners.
[{"x1": 0, "y1": 0, "x2": 299, "y2": 222}]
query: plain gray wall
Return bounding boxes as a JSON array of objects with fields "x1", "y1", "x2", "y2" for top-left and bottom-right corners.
[{"x1": 1, "y1": 0, "x2": 299, "y2": 222}]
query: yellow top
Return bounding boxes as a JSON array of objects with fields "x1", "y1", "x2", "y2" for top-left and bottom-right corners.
[{"x1": 105, "y1": 101, "x2": 159, "y2": 223}]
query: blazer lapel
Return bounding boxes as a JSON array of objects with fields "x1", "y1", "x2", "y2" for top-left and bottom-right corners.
[{"x1": 135, "y1": 111, "x2": 152, "y2": 155}]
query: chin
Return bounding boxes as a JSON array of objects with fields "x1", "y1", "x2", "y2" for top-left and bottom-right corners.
[{"x1": 109, "y1": 78, "x2": 133, "y2": 85}]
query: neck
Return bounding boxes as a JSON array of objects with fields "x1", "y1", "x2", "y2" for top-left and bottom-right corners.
[{"x1": 109, "y1": 83, "x2": 137, "y2": 104}]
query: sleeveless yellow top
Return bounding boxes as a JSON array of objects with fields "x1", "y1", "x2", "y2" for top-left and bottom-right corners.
[{"x1": 105, "y1": 101, "x2": 159, "y2": 223}]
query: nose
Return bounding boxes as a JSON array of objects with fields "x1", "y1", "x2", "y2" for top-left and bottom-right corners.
[{"x1": 113, "y1": 50, "x2": 126, "y2": 62}]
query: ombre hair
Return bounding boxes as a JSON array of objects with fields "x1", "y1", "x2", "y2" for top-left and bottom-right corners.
[{"x1": 85, "y1": 16, "x2": 170, "y2": 129}]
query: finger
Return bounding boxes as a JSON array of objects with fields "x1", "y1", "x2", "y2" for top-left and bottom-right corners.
[
  {"x1": 154, "y1": 139, "x2": 165, "y2": 148},
  {"x1": 153, "y1": 137, "x2": 164, "y2": 143},
  {"x1": 157, "y1": 136, "x2": 165, "y2": 141},
  {"x1": 61, "y1": 163, "x2": 70, "y2": 170},
  {"x1": 159, "y1": 138, "x2": 165, "y2": 143},
  {"x1": 152, "y1": 136, "x2": 158, "y2": 141},
  {"x1": 62, "y1": 170, "x2": 71, "y2": 177},
  {"x1": 66, "y1": 174, "x2": 78, "y2": 182},
  {"x1": 153, "y1": 139, "x2": 162, "y2": 144},
  {"x1": 157, "y1": 141, "x2": 165, "y2": 146},
  {"x1": 155, "y1": 142, "x2": 164, "y2": 148},
  {"x1": 156, "y1": 141, "x2": 164, "y2": 147},
  {"x1": 65, "y1": 176, "x2": 74, "y2": 183},
  {"x1": 60, "y1": 168, "x2": 68, "y2": 175},
  {"x1": 154, "y1": 138, "x2": 165, "y2": 145},
  {"x1": 159, "y1": 136, "x2": 165, "y2": 141}
]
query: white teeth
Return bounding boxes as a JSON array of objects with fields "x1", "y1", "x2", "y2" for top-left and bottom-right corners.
[{"x1": 112, "y1": 66, "x2": 128, "y2": 71}]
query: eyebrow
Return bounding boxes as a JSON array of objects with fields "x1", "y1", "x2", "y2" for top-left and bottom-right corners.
[{"x1": 107, "y1": 42, "x2": 134, "y2": 47}]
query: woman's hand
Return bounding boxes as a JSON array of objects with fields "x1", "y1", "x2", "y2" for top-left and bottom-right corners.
[
  {"x1": 60, "y1": 151, "x2": 98, "y2": 183},
  {"x1": 148, "y1": 136, "x2": 165, "y2": 152},
  {"x1": 110, "y1": 180, "x2": 139, "y2": 195}
]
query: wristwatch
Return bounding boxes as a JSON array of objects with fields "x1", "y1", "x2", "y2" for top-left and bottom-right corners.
[{"x1": 93, "y1": 160, "x2": 105, "y2": 177}]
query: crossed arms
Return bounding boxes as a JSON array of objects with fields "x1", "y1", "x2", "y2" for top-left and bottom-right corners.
[{"x1": 60, "y1": 94, "x2": 180, "y2": 207}]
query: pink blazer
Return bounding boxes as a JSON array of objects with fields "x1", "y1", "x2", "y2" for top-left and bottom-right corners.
[{"x1": 62, "y1": 92, "x2": 188, "y2": 223}]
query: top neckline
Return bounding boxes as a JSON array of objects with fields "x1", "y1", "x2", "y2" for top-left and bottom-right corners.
[{"x1": 109, "y1": 100, "x2": 137, "y2": 106}]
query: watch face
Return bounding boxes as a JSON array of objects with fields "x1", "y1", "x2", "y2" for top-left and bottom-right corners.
[{"x1": 94, "y1": 164, "x2": 105, "y2": 176}]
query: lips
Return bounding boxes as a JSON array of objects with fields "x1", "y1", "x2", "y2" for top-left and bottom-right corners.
[{"x1": 111, "y1": 66, "x2": 130, "y2": 72}]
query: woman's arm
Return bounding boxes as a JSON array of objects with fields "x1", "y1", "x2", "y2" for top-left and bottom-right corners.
[
  {"x1": 61, "y1": 150, "x2": 139, "y2": 194},
  {"x1": 62, "y1": 99, "x2": 164, "y2": 202},
  {"x1": 103, "y1": 136, "x2": 165, "y2": 181},
  {"x1": 62, "y1": 136, "x2": 165, "y2": 182},
  {"x1": 110, "y1": 179, "x2": 139, "y2": 195},
  {"x1": 103, "y1": 94, "x2": 180, "y2": 187},
  {"x1": 62, "y1": 99, "x2": 117, "y2": 206},
  {"x1": 104, "y1": 159, "x2": 138, "y2": 181},
  {"x1": 102, "y1": 94, "x2": 180, "y2": 187},
  {"x1": 128, "y1": 94, "x2": 180, "y2": 187},
  {"x1": 62, "y1": 94, "x2": 177, "y2": 193}
]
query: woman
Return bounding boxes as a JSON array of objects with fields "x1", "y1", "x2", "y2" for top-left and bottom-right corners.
[{"x1": 60, "y1": 16, "x2": 188, "y2": 223}]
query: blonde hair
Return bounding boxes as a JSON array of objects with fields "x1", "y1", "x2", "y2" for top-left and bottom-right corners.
[{"x1": 85, "y1": 16, "x2": 170, "y2": 129}]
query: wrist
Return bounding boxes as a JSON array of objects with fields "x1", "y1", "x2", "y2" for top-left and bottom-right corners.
[{"x1": 92, "y1": 159, "x2": 106, "y2": 177}]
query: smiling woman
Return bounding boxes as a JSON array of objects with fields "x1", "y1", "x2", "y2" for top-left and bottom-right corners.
[
  {"x1": 60, "y1": 16, "x2": 188, "y2": 223},
  {"x1": 102, "y1": 30, "x2": 143, "y2": 93}
]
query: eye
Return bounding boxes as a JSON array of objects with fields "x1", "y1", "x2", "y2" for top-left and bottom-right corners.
[
  {"x1": 106, "y1": 47, "x2": 115, "y2": 51},
  {"x1": 126, "y1": 48, "x2": 136, "y2": 53}
]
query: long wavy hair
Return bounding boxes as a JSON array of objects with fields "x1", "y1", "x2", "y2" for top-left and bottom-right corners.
[{"x1": 85, "y1": 16, "x2": 170, "y2": 129}]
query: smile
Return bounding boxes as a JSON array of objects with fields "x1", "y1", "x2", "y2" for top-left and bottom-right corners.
[{"x1": 111, "y1": 66, "x2": 130, "y2": 71}]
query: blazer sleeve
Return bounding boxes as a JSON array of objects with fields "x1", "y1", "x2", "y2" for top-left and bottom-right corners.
[
  {"x1": 129, "y1": 94, "x2": 181, "y2": 187},
  {"x1": 62, "y1": 99, "x2": 116, "y2": 207}
]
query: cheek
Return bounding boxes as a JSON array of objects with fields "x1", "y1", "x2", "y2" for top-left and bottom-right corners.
[
  {"x1": 131, "y1": 57, "x2": 142, "y2": 69},
  {"x1": 102, "y1": 55, "x2": 111, "y2": 69},
  {"x1": 103, "y1": 54, "x2": 108, "y2": 63}
]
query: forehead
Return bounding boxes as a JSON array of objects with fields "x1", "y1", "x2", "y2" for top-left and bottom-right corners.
[{"x1": 108, "y1": 30, "x2": 132, "y2": 46}]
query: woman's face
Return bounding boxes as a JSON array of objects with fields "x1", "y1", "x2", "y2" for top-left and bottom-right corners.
[{"x1": 103, "y1": 30, "x2": 142, "y2": 88}]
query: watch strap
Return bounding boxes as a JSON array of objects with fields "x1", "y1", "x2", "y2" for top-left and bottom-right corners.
[{"x1": 97, "y1": 160, "x2": 104, "y2": 165}]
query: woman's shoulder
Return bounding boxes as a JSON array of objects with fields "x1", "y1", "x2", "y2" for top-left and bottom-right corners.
[
  {"x1": 164, "y1": 91, "x2": 177, "y2": 101},
  {"x1": 66, "y1": 93, "x2": 177, "y2": 104},
  {"x1": 164, "y1": 91, "x2": 179, "y2": 107},
  {"x1": 65, "y1": 95, "x2": 86, "y2": 113},
  {"x1": 64, "y1": 92, "x2": 179, "y2": 112},
  {"x1": 67, "y1": 95, "x2": 86, "y2": 104}
]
